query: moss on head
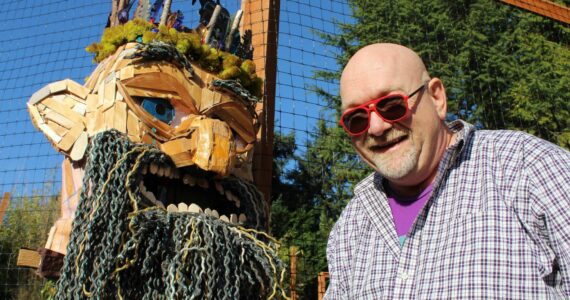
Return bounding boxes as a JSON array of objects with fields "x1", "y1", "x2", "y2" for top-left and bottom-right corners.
[{"x1": 86, "y1": 19, "x2": 264, "y2": 96}]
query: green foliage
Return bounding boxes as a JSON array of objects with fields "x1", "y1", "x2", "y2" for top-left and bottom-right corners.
[
  {"x1": 86, "y1": 18, "x2": 153, "y2": 62},
  {"x1": 86, "y1": 19, "x2": 264, "y2": 98},
  {"x1": 0, "y1": 193, "x2": 59, "y2": 300},
  {"x1": 270, "y1": 130, "x2": 370, "y2": 297},
  {"x1": 321, "y1": 0, "x2": 569, "y2": 148}
]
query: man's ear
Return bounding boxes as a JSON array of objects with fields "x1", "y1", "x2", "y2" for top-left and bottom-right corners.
[
  {"x1": 427, "y1": 78, "x2": 447, "y2": 121},
  {"x1": 28, "y1": 79, "x2": 90, "y2": 161}
]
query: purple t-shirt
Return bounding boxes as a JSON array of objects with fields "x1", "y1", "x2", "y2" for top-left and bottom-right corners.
[{"x1": 387, "y1": 182, "x2": 434, "y2": 246}]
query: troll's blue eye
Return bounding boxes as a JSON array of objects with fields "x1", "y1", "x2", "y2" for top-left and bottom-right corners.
[{"x1": 141, "y1": 98, "x2": 174, "y2": 124}]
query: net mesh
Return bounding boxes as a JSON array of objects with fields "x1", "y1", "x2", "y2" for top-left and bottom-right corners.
[{"x1": 0, "y1": 0, "x2": 568, "y2": 299}]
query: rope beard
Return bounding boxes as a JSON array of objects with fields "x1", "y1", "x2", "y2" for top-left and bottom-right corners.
[{"x1": 54, "y1": 130, "x2": 287, "y2": 299}]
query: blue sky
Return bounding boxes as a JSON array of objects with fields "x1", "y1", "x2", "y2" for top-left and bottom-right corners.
[{"x1": 0, "y1": 0, "x2": 352, "y2": 198}]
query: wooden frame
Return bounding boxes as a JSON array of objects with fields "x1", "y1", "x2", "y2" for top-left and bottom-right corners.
[{"x1": 500, "y1": 0, "x2": 570, "y2": 24}]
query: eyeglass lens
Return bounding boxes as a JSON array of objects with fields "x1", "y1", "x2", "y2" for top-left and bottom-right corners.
[{"x1": 343, "y1": 95, "x2": 407, "y2": 134}]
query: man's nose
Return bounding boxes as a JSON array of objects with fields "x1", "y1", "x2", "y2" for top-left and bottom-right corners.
[{"x1": 367, "y1": 111, "x2": 393, "y2": 137}]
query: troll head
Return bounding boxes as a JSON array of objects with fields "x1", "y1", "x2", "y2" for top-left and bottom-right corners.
[{"x1": 27, "y1": 2, "x2": 284, "y2": 299}]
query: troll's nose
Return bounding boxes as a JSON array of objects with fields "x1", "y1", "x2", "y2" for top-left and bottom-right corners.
[{"x1": 160, "y1": 116, "x2": 235, "y2": 176}]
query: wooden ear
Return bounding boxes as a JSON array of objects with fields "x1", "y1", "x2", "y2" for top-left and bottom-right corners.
[{"x1": 28, "y1": 79, "x2": 90, "y2": 161}]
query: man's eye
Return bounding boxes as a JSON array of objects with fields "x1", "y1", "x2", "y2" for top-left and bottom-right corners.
[{"x1": 140, "y1": 98, "x2": 175, "y2": 124}]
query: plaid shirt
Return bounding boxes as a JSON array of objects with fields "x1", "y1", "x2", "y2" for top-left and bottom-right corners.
[{"x1": 326, "y1": 120, "x2": 570, "y2": 299}]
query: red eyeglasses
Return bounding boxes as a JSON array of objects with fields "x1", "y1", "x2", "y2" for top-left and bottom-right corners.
[{"x1": 339, "y1": 83, "x2": 427, "y2": 136}]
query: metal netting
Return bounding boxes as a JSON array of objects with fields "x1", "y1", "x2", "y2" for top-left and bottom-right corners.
[{"x1": 1, "y1": 0, "x2": 569, "y2": 299}]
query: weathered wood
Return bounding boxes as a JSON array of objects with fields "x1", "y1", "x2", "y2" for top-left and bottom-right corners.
[
  {"x1": 42, "y1": 97, "x2": 84, "y2": 125},
  {"x1": 114, "y1": 101, "x2": 127, "y2": 133},
  {"x1": 57, "y1": 124, "x2": 85, "y2": 152},
  {"x1": 242, "y1": 0, "x2": 280, "y2": 210},
  {"x1": 45, "y1": 110, "x2": 75, "y2": 129},
  {"x1": 500, "y1": 0, "x2": 570, "y2": 24},
  {"x1": 48, "y1": 80, "x2": 67, "y2": 94},
  {"x1": 39, "y1": 123, "x2": 62, "y2": 144},
  {"x1": 127, "y1": 109, "x2": 140, "y2": 138},
  {"x1": 65, "y1": 79, "x2": 89, "y2": 100},
  {"x1": 0, "y1": 192, "x2": 10, "y2": 227},
  {"x1": 73, "y1": 102, "x2": 87, "y2": 116},
  {"x1": 45, "y1": 120, "x2": 68, "y2": 136},
  {"x1": 27, "y1": 103, "x2": 45, "y2": 125},
  {"x1": 317, "y1": 272, "x2": 330, "y2": 300},
  {"x1": 29, "y1": 86, "x2": 51, "y2": 105},
  {"x1": 202, "y1": 101, "x2": 256, "y2": 144},
  {"x1": 104, "y1": 104, "x2": 115, "y2": 129},
  {"x1": 160, "y1": 0, "x2": 172, "y2": 27},
  {"x1": 70, "y1": 132, "x2": 88, "y2": 161},
  {"x1": 16, "y1": 248, "x2": 41, "y2": 268},
  {"x1": 124, "y1": 85, "x2": 179, "y2": 100}
]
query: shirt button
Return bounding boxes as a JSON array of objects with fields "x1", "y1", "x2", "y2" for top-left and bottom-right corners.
[{"x1": 400, "y1": 272, "x2": 409, "y2": 281}]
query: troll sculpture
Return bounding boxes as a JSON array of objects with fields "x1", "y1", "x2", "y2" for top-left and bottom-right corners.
[{"x1": 27, "y1": 1, "x2": 285, "y2": 299}]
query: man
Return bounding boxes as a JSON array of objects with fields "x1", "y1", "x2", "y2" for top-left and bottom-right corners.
[{"x1": 325, "y1": 43, "x2": 570, "y2": 299}]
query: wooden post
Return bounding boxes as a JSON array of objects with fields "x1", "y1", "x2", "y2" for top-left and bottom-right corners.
[
  {"x1": 317, "y1": 272, "x2": 329, "y2": 300},
  {"x1": 241, "y1": 0, "x2": 280, "y2": 214},
  {"x1": 499, "y1": 0, "x2": 570, "y2": 24},
  {"x1": 289, "y1": 246, "x2": 299, "y2": 300},
  {"x1": 0, "y1": 192, "x2": 10, "y2": 226}
]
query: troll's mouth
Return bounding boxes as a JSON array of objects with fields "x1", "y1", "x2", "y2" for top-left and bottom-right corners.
[{"x1": 136, "y1": 162, "x2": 252, "y2": 226}]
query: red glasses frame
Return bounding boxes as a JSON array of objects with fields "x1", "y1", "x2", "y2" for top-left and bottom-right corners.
[{"x1": 339, "y1": 83, "x2": 427, "y2": 136}]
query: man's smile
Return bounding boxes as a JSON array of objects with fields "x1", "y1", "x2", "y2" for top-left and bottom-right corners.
[{"x1": 369, "y1": 135, "x2": 408, "y2": 152}]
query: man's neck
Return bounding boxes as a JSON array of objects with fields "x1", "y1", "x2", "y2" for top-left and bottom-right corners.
[{"x1": 386, "y1": 129, "x2": 457, "y2": 197}]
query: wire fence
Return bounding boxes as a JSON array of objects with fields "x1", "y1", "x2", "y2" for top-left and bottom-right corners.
[{"x1": 0, "y1": 0, "x2": 568, "y2": 299}]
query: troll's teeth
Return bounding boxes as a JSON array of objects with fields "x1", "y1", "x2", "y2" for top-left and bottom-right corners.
[
  {"x1": 178, "y1": 203, "x2": 188, "y2": 212},
  {"x1": 167, "y1": 204, "x2": 178, "y2": 213},
  {"x1": 225, "y1": 191, "x2": 234, "y2": 202},
  {"x1": 220, "y1": 215, "x2": 229, "y2": 223},
  {"x1": 230, "y1": 214, "x2": 238, "y2": 224},
  {"x1": 141, "y1": 165, "x2": 148, "y2": 175},
  {"x1": 142, "y1": 189, "x2": 156, "y2": 202},
  {"x1": 204, "y1": 208, "x2": 212, "y2": 216},
  {"x1": 150, "y1": 162, "x2": 159, "y2": 174},
  {"x1": 188, "y1": 203, "x2": 202, "y2": 214},
  {"x1": 211, "y1": 210, "x2": 219, "y2": 218},
  {"x1": 215, "y1": 181, "x2": 224, "y2": 195},
  {"x1": 239, "y1": 214, "x2": 246, "y2": 224},
  {"x1": 235, "y1": 199, "x2": 241, "y2": 208}
]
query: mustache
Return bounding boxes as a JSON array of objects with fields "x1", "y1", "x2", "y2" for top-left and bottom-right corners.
[{"x1": 364, "y1": 128, "x2": 409, "y2": 146}]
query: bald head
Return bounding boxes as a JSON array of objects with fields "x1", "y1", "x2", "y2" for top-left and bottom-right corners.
[{"x1": 340, "y1": 43, "x2": 430, "y2": 110}]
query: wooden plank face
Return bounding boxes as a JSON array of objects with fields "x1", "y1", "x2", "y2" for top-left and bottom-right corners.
[
  {"x1": 90, "y1": 110, "x2": 106, "y2": 136},
  {"x1": 65, "y1": 79, "x2": 88, "y2": 100},
  {"x1": 114, "y1": 101, "x2": 127, "y2": 133},
  {"x1": 42, "y1": 97, "x2": 84, "y2": 125},
  {"x1": 49, "y1": 80, "x2": 67, "y2": 94},
  {"x1": 58, "y1": 124, "x2": 85, "y2": 152},
  {"x1": 127, "y1": 109, "x2": 140, "y2": 138},
  {"x1": 39, "y1": 123, "x2": 62, "y2": 144},
  {"x1": 70, "y1": 132, "x2": 88, "y2": 161},
  {"x1": 45, "y1": 110, "x2": 75, "y2": 129},
  {"x1": 28, "y1": 103, "x2": 45, "y2": 126},
  {"x1": 86, "y1": 94, "x2": 98, "y2": 113},
  {"x1": 46, "y1": 120, "x2": 68, "y2": 136},
  {"x1": 104, "y1": 104, "x2": 115, "y2": 130}
]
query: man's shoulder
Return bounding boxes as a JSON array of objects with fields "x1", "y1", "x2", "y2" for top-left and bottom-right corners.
[
  {"x1": 470, "y1": 129, "x2": 566, "y2": 157},
  {"x1": 353, "y1": 172, "x2": 377, "y2": 194}
]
